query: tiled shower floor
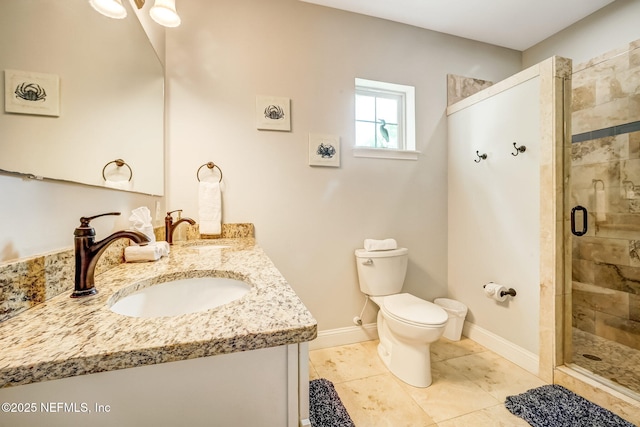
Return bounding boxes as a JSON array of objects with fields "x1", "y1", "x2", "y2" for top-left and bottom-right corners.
[{"x1": 572, "y1": 328, "x2": 640, "y2": 396}]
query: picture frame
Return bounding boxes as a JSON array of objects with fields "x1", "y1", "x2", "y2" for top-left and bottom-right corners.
[
  {"x1": 256, "y1": 95, "x2": 290, "y2": 131},
  {"x1": 4, "y1": 69, "x2": 60, "y2": 117},
  {"x1": 309, "y1": 133, "x2": 340, "y2": 167}
]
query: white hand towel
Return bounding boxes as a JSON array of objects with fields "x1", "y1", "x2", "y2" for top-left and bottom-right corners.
[
  {"x1": 105, "y1": 179, "x2": 132, "y2": 191},
  {"x1": 199, "y1": 181, "x2": 222, "y2": 235},
  {"x1": 364, "y1": 238, "x2": 398, "y2": 251},
  {"x1": 124, "y1": 244, "x2": 163, "y2": 262}
]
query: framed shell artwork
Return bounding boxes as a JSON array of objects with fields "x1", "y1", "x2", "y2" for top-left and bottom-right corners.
[
  {"x1": 309, "y1": 133, "x2": 340, "y2": 167},
  {"x1": 256, "y1": 95, "x2": 290, "y2": 131},
  {"x1": 4, "y1": 69, "x2": 60, "y2": 117}
]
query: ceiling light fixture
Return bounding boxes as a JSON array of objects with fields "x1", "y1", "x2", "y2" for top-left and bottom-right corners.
[
  {"x1": 89, "y1": 0, "x2": 181, "y2": 28},
  {"x1": 89, "y1": 0, "x2": 127, "y2": 19},
  {"x1": 149, "y1": 0, "x2": 181, "y2": 27}
]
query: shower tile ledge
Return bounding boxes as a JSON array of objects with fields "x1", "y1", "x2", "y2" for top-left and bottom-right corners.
[{"x1": 0, "y1": 238, "x2": 317, "y2": 388}]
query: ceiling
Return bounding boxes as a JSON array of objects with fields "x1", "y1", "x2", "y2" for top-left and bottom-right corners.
[{"x1": 299, "y1": 0, "x2": 616, "y2": 51}]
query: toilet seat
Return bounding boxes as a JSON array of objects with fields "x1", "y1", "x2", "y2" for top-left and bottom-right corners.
[
  {"x1": 381, "y1": 293, "x2": 448, "y2": 327},
  {"x1": 355, "y1": 247, "x2": 409, "y2": 258}
]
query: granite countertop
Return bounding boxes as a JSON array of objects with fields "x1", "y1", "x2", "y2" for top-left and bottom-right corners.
[{"x1": 0, "y1": 238, "x2": 317, "y2": 388}]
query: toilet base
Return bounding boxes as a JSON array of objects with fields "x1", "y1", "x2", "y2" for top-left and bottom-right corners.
[{"x1": 376, "y1": 311, "x2": 435, "y2": 388}]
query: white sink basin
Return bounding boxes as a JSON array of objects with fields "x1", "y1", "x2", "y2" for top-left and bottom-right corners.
[{"x1": 109, "y1": 277, "x2": 251, "y2": 318}]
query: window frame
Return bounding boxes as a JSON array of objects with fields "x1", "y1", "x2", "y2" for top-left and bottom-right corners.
[{"x1": 354, "y1": 78, "x2": 418, "y2": 160}]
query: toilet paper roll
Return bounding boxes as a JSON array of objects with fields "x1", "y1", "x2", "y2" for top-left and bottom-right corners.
[
  {"x1": 484, "y1": 283, "x2": 508, "y2": 302},
  {"x1": 494, "y1": 286, "x2": 508, "y2": 302},
  {"x1": 483, "y1": 283, "x2": 496, "y2": 297}
]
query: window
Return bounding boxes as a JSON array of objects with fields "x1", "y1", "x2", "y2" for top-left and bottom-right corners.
[
  {"x1": 356, "y1": 90, "x2": 403, "y2": 149},
  {"x1": 354, "y1": 78, "x2": 417, "y2": 160}
]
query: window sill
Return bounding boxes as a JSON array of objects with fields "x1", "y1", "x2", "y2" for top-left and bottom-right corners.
[{"x1": 352, "y1": 147, "x2": 420, "y2": 160}]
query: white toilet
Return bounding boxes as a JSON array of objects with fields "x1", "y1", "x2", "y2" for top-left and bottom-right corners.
[{"x1": 355, "y1": 247, "x2": 448, "y2": 387}]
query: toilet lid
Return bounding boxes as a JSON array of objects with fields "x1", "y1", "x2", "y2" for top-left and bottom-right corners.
[{"x1": 382, "y1": 293, "x2": 448, "y2": 327}]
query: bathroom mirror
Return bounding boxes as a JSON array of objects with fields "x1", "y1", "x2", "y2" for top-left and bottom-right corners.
[{"x1": 0, "y1": 0, "x2": 164, "y2": 195}]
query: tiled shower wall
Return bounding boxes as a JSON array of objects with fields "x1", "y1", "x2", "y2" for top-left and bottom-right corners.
[{"x1": 570, "y1": 40, "x2": 640, "y2": 350}]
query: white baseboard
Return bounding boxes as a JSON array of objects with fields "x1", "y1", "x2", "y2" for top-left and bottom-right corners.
[
  {"x1": 309, "y1": 323, "x2": 378, "y2": 351},
  {"x1": 462, "y1": 321, "x2": 539, "y2": 375},
  {"x1": 309, "y1": 321, "x2": 539, "y2": 377}
]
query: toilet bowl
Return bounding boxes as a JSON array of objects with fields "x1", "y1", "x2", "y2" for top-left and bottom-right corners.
[
  {"x1": 355, "y1": 247, "x2": 448, "y2": 387},
  {"x1": 371, "y1": 293, "x2": 448, "y2": 387}
]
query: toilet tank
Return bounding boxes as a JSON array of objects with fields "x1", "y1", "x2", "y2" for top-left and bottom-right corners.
[{"x1": 354, "y1": 248, "x2": 408, "y2": 296}]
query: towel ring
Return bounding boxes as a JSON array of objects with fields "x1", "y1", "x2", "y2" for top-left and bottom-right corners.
[
  {"x1": 102, "y1": 159, "x2": 133, "y2": 182},
  {"x1": 196, "y1": 162, "x2": 223, "y2": 183}
]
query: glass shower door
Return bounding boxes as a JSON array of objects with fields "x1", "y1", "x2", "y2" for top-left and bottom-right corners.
[{"x1": 568, "y1": 42, "x2": 640, "y2": 396}]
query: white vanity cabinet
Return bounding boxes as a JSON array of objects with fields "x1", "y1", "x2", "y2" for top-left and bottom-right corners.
[{"x1": 0, "y1": 343, "x2": 310, "y2": 427}]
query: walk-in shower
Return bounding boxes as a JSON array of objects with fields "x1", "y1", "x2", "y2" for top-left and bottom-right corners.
[
  {"x1": 567, "y1": 41, "x2": 640, "y2": 398},
  {"x1": 447, "y1": 47, "x2": 639, "y2": 420}
]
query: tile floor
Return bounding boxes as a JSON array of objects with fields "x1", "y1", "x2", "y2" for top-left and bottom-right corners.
[{"x1": 309, "y1": 338, "x2": 547, "y2": 426}]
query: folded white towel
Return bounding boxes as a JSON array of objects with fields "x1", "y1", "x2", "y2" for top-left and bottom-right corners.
[
  {"x1": 153, "y1": 241, "x2": 170, "y2": 257},
  {"x1": 199, "y1": 181, "x2": 222, "y2": 235},
  {"x1": 124, "y1": 242, "x2": 169, "y2": 262},
  {"x1": 364, "y1": 238, "x2": 398, "y2": 251}
]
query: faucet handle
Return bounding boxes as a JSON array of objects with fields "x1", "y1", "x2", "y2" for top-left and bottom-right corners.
[
  {"x1": 76, "y1": 212, "x2": 121, "y2": 236},
  {"x1": 79, "y1": 212, "x2": 121, "y2": 227},
  {"x1": 166, "y1": 210, "x2": 185, "y2": 223}
]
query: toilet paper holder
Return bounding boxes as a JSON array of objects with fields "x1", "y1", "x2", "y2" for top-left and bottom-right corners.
[{"x1": 483, "y1": 283, "x2": 517, "y2": 298}]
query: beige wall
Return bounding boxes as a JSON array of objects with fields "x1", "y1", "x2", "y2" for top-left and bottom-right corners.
[
  {"x1": 165, "y1": 0, "x2": 522, "y2": 331},
  {"x1": 523, "y1": 0, "x2": 640, "y2": 67},
  {"x1": 128, "y1": 0, "x2": 166, "y2": 64}
]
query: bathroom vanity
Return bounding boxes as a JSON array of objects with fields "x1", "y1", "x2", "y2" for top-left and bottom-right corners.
[{"x1": 0, "y1": 238, "x2": 317, "y2": 427}]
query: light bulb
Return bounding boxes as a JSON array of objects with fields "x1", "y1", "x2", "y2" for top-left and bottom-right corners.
[
  {"x1": 150, "y1": 0, "x2": 181, "y2": 27},
  {"x1": 89, "y1": 0, "x2": 127, "y2": 19}
]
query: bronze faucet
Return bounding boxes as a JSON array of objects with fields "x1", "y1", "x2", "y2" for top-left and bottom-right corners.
[
  {"x1": 165, "y1": 210, "x2": 196, "y2": 244},
  {"x1": 72, "y1": 212, "x2": 150, "y2": 298}
]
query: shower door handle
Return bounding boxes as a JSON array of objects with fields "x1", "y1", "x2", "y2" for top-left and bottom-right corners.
[{"x1": 571, "y1": 205, "x2": 588, "y2": 236}]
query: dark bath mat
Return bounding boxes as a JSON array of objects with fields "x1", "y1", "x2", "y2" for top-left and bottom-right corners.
[
  {"x1": 505, "y1": 384, "x2": 636, "y2": 427},
  {"x1": 310, "y1": 378, "x2": 355, "y2": 427}
]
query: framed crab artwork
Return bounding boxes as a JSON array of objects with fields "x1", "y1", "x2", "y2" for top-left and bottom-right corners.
[
  {"x1": 308, "y1": 133, "x2": 340, "y2": 167},
  {"x1": 4, "y1": 69, "x2": 60, "y2": 117},
  {"x1": 256, "y1": 95, "x2": 290, "y2": 131}
]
